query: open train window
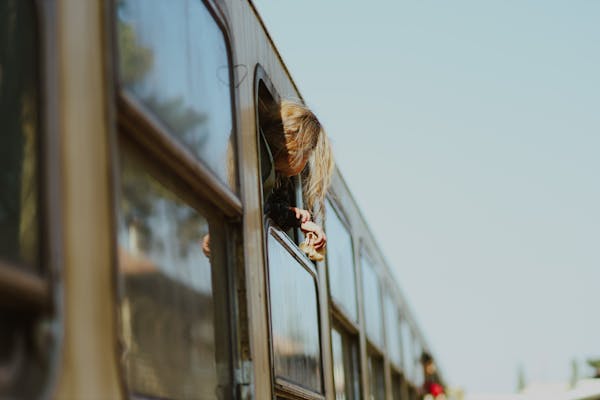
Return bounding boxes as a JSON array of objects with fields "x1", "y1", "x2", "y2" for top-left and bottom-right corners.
[
  {"x1": 256, "y1": 75, "x2": 302, "y2": 243},
  {"x1": 0, "y1": 1, "x2": 59, "y2": 398},
  {"x1": 267, "y1": 226, "x2": 324, "y2": 398}
]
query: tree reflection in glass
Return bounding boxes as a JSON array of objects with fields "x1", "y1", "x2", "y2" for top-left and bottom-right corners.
[
  {"x1": 116, "y1": 0, "x2": 236, "y2": 191},
  {"x1": 118, "y1": 153, "x2": 219, "y2": 399},
  {"x1": 0, "y1": 0, "x2": 39, "y2": 272},
  {"x1": 268, "y1": 233, "x2": 322, "y2": 393}
]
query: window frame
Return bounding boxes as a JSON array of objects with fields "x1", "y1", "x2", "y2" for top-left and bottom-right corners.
[
  {"x1": 265, "y1": 225, "x2": 325, "y2": 400},
  {"x1": 330, "y1": 319, "x2": 361, "y2": 400},
  {"x1": 359, "y1": 246, "x2": 386, "y2": 354},
  {"x1": 113, "y1": 0, "x2": 242, "y2": 218},
  {"x1": 116, "y1": 141, "x2": 236, "y2": 399},
  {"x1": 110, "y1": 0, "x2": 242, "y2": 398},
  {"x1": 383, "y1": 289, "x2": 403, "y2": 372},
  {"x1": 400, "y1": 316, "x2": 414, "y2": 384},
  {"x1": 325, "y1": 197, "x2": 359, "y2": 327},
  {"x1": 366, "y1": 347, "x2": 386, "y2": 400},
  {"x1": 0, "y1": 0, "x2": 63, "y2": 397}
]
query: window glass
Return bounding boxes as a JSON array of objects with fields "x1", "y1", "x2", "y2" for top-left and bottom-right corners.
[
  {"x1": 414, "y1": 338, "x2": 424, "y2": 387},
  {"x1": 384, "y1": 294, "x2": 402, "y2": 367},
  {"x1": 368, "y1": 355, "x2": 385, "y2": 400},
  {"x1": 268, "y1": 232, "x2": 322, "y2": 392},
  {"x1": 400, "y1": 320, "x2": 413, "y2": 381},
  {"x1": 391, "y1": 371, "x2": 403, "y2": 400},
  {"x1": 331, "y1": 326, "x2": 360, "y2": 400},
  {"x1": 118, "y1": 153, "x2": 226, "y2": 399},
  {"x1": 0, "y1": 0, "x2": 40, "y2": 272},
  {"x1": 117, "y1": 0, "x2": 236, "y2": 191},
  {"x1": 361, "y1": 253, "x2": 383, "y2": 347},
  {"x1": 325, "y1": 201, "x2": 357, "y2": 321}
]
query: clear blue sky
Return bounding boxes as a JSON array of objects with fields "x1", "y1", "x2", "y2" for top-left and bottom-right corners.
[{"x1": 253, "y1": 0, "x2": 600, "y2": 394}]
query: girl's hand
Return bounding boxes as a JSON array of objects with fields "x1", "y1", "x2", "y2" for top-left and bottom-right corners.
[
  {"x1": 201, "y1": 234, "x2": 211, "y2": 257},
  {"x1": 291, "y1": 207, "x2": 312, "y2": 223},
  {"x1": 300, "y1": 221, "x2": 326, "y2": 250}
]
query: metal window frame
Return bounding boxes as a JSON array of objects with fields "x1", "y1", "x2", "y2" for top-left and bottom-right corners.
[
  {"x1": 107, "y1": 0, "x2": 243, "y2": 398},
  {"x1": 112, "y1": 0, "x2": 242, "y2": 218},
  {"x1": 0, "y1": 0, "x2": 63, "y2": 397},
  {"x1": 325, "y1": 197, "x2": 360, "y2": 326},
  {"x1": 265, "y1": 225, "x2": 325, "y2": 400}
]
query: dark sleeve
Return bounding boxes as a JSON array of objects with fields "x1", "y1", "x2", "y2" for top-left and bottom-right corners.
[{"x1": 264, "y1": 184, "x2": 301, "y2": 230}]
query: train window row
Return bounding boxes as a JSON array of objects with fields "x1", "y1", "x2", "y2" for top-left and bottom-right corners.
[
  {"x1": 324, "y1": 199, "x2": 431, "y2": 399},
  {"x1": 0, "y1": 0, "x2": 438, "y2": 399}
]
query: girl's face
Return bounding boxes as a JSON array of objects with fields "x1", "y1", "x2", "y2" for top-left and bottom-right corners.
[{"x1": 275, "y1": 151, "x2": 309, "y2": 176}]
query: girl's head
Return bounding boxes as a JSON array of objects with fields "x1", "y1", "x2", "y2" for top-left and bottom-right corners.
[{"x1": 268, "y1": 100, "x2": 334, "y2": 215}]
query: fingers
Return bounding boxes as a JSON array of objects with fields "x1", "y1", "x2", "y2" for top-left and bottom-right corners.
[
  {"x1": 201, "y1": 234, "x2": 211, "y2": 258},
  {"x1": 302, "y1": 210, "x2": 311, "y2": 223},
  {"x1": 292, "y1": 207, "x2": 311, "y2": 223},
  {"x1": 313, "y1": 230, "x2": 327, "y2": 250},
  {"x1": 301, "y1": 221, "x2": 327, "y2": 250}
]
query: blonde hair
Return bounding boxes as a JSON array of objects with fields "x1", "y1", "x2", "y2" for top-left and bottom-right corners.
[{"x1": 278, "y1": 100, "x2": 334, "y2": 218}]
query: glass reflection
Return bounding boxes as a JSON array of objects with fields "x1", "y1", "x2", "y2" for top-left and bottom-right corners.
[
  {"x1": 331, "y1": 327, "x2": 360, "y2": 400},
  {"x1": 268, "y1": 233, "x2": 322, "y2": 392},
  {"x1": 384, "y1": 294, "x2": 402, "y2": 367},
  {"x1": 414, "y1": 338, "x2": 424, "y2": 386},
  {"x1": 325, "y1": 202, "x2": 357, "y2": 321},
  {"x1": 368, "y1": 355, "x2": 385, "y2": 400},
  {"x1": 118, "y1": 154, "x2": 219, "y2": 399},
  {"x1": 0, "y1": 0, "x2": 39, "y2": 272},
  {"x1": 361, "y1": 253, "x2": 384, "y2": 347},
  {"x1": 117, "y1": 0, "x2": 236, "y2": 191},
  {"x1": 391, "y1": 372, "x2": 403, "y2": 400},
  {"x1": 401, "y1": 320, "x2": 413, "y2": 381}
]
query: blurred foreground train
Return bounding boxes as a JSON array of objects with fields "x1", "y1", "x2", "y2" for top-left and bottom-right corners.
[{"x1": 0, "y1": 0, "x2": 446, "y2": 398}]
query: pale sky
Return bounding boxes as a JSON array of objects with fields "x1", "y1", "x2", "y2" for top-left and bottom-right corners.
[{"x1": 253, "y1": 0, "x2": 600, "y2": 394}]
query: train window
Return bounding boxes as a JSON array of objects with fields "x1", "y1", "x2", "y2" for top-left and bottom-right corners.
[
  {"x1": 116, "y1": 0, "x2": 237, "y2": 192},
  {"x1": 413, "y1": 338, "x2": 424, "y2": 387},
  {"x1": 400, "y1": 319, "x2": 413, "y2": 381},
  {"x1": 268, "y1": 227, "x2": 323, "y2": 394},
  {"x1": 117, "y1": 150, "x2": 231, "y2": 399},
  {"x1": 360, "y1": 251, "x2": 384, "y2": 348},
  {"x1": 0, "y1": 0, "x2": 40, "y2": 273},
  {"x1": 384, "y1": 293, "x2": 402, "y2": 368},
  {"x1": 325, "y1": 200, "x2": 357, "y2": 322},
  {"x1": 0, "y1": 2, "x2": 58, "y2": 399},
  {"x1": 331, "y1": 325, "x2": 360, "y2": 400},
  {"x1": 391, "y1": 371, "x2": 403, "y2": 400},
  {"x1": 367, "y1": 354, "x2": 385, "y2": 400},
  {"x1": 257, "y1": 80, "x2": 302, "y2": 243}
]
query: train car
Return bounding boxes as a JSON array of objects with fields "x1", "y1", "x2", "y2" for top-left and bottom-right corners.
[{"x1": 0, "y1": 0, "x2": 445, "y2": 399}]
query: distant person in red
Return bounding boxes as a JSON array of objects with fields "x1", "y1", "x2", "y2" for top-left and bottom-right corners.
[{"x1": 421, "y1": 352, "x2": 445, "y2": 399}]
